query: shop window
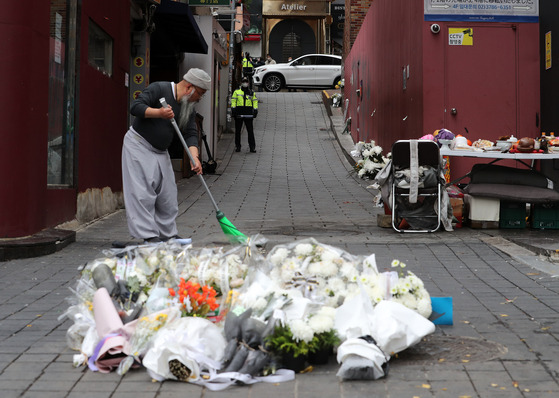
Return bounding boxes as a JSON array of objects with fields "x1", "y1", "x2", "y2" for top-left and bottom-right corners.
[
  {"x1": 48, "y1": 0, "x2": 78, "y2": 186},
  {"x1": 88, "y1": 20, "x2": 113, "y2": 76}
]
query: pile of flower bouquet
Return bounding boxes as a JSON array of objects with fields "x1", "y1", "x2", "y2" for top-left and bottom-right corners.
[
  {"x1": 351, "y1": 140, "x2": 391, "y2": 180},
  {"x1": 60, "y1": 237, "x2": 435, "y2": 389}
]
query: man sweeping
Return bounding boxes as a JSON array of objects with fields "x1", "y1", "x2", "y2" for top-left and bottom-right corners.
[{"x1": 121, "y1": 68, "x2": 211, "y2": 243}]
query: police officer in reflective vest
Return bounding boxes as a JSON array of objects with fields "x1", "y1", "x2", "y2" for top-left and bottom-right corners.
[
  {"x1": 231, "y1": 77, "x2": 258, "y2": 153},
  {"x1": 242, "y1": 52, "x2": 254, "y2": 86}
]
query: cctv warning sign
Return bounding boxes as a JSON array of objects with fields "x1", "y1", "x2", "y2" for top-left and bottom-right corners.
[{"x1": 449, "y1": 28, "x2": 473, "y2": 46}]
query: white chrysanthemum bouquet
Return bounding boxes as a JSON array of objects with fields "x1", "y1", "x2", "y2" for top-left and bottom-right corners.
[{"x1": 351, "y1": 140, "x2": 391, "y2": 180}]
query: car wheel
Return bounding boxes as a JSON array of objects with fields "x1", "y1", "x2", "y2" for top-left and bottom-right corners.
[
  {"x1": 264, "y1": 74, "x2": 282, "y2": 92},
  {"x1": 332, "y1": 76, "x2": 341, "y2": 88}
]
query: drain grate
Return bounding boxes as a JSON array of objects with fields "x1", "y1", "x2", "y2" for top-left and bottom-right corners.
[{"x1": 391, "y1": 335, "x2": 507, "y2": 365}]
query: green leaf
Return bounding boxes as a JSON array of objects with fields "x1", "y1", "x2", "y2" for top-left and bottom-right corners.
[{"x1": 127, "y1": 276, "x2": 142, "y2": 293}]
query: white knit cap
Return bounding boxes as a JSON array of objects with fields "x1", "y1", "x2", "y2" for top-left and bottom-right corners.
[{"x1": 183, "y1": 68, "x2": 211, "y2": 90}]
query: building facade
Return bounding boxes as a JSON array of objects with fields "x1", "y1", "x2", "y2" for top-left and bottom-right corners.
[
  {"x1": 0, "y1": 0, "x2": 230, "y2": 239},
  {"x1": 260, "y1": 0, "x2": 332, "y2": 63},
  {"x1": 343, "y1": 0, "x2": 540, "y2": 181}
]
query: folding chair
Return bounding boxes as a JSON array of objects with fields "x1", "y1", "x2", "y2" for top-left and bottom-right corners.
[{"x1": 390, "y1": 140, "x2": 442, "y2": 232}]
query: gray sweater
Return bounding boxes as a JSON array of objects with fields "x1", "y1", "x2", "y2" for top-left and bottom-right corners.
[{"x1": 130, "y1": 82, "x2": 198, "y2": 151}]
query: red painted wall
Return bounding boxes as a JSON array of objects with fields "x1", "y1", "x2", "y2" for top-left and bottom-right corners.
[
  {"x1": 0, "y1": 2, "x2": 50, "y2": 237},
  {"x1": 345, "y1": 1, "x2": 540, "y2": 181},
  {"x1": 1, "y1": 1, "x2": 131, "y2": 238},
  {"x1": 344, "y1": 0, "x2": 424, "y2": 154}
]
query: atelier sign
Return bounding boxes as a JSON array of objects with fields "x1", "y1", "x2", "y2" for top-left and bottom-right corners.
[{"x1": 263, "y1": 0, "x2": 329, "y2": 16}]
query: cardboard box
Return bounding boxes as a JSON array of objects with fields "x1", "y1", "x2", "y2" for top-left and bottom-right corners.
[{"x1": 464, "y1": 195, "x2": 500, "y2": 229}]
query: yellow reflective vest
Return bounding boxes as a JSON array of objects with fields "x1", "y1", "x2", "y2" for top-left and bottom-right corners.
[
  {"x1": 242, "y1": 57, "x2": 254, "y2": 75},
  {"x1": 231, "y1": 88, "x2": 258, "y2": 117}
]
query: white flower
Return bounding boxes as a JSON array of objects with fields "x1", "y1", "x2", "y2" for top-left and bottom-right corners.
[
  {"x1": 373, "y1": 146, "x2": 383, "y2": 155},
  {"x1": 391, "y1": 260, "x2": 400, "y2": 268},
  {"x1": 340, "y1": 263, "x2": 358, "y2": 281},
  {"x1": 307, "y1": 262, "x2": 322, "y2": 276},
  {"x1": 252, "y1": 297, "x2": 268, "y2": 311},
  {"x1": 226, "y1": 254, "x2": 242, "y2": 267},
  {"x1": 289, "y1": 319, "x2": 314, "y2": 343},
  {"x1": 309, "y1": 261, "x2": 338, "y2": 278},
  {"x1": 146, "y1": 254, "x2": 160, "y2": 268},
  {"x1": 398, "y1": 294, "x2": 417, "y2": 310},
  {"x1": 321, "y1": 249, "x2": 340, "y2": 263},
  {"x1": 417, "y1": 297, "x2": 432, "y2": 318},
  {"x1": 308, "y1": 314, "x2": 334, "y2": 334},
  {"x1": 362, "y1": 148, "x2": 374, "y2": 158},
  {"x1": 317, "y1": 305, "x2": 336, "y2": 318},
  {"x1": 326, "y1": 277, "x2": 345, "y2": 294},
  {"x1": 270, "y1": 248, "x2": 289, "y2": 265},
  {"x1": 294, "y1": 243, "x2": 314, "y2": 257}
]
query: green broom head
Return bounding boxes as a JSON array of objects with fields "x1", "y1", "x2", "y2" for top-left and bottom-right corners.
[{"x1": 216, "y1": 211, "x2": 247, "y2": 243}]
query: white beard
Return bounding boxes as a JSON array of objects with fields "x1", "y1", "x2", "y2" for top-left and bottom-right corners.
[{"x1": 178, "y1": 93, "x2": 196, "y2": 131}]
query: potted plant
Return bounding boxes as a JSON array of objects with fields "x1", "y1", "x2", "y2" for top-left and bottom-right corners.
[
  {"x1": 265, "y1": 324, "x2": 310, "y2": 373},
  {"x1": 308, "y1": 329, "x2": 340, "y2": 365}
]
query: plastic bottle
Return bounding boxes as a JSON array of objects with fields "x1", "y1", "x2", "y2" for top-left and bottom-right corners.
[{"x1": 539, "y1": 132, "x2": 548, "y2": 153}]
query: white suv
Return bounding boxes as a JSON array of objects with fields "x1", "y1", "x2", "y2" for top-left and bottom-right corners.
[{"x1": 252, "y1": 54, "x2": 342, "y2": 92}]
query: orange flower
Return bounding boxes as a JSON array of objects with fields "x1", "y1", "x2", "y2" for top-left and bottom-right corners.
[
  {"x1": 168, "y1": 288, "x2": 176, "y2": 297},
  {"x1": 170, "y1": 278, "x2": 220, "y2": 317}
]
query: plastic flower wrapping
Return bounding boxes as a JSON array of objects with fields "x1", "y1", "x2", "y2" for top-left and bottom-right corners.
[
  {"x1": 351, "y1": 140, "x2": 391, "y2": 180},
  {"x1": 60, "y1": 236, "x2": 436, "y2": 388}
]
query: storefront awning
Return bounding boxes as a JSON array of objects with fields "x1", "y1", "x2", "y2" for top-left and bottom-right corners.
[{"x1": 151, "y1": 0, "x2": 208, "y2": 56}]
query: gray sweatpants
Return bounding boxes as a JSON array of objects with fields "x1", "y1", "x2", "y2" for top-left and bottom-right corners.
[{"x1": 121, "y1": 129, "x2": 178, "y2": 240}]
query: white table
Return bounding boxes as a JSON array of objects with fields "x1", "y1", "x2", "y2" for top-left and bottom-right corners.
[
  {"x1": 439, "y1": 147, "x2": 559, "y2": 185},
  {"x1": 440, "y1": 147, "x2": 559, "y2": 161}
]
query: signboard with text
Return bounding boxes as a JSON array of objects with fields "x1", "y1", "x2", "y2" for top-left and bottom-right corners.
[
  {"x1": 263, "y1": 0, "x2": 329, "y2": 16},
  {"x1": 425, "y1": 0, "x2": 539, "y2": 23},
  {"x1": 189, "y1": 0, "x2": 231, "y2": 6}
]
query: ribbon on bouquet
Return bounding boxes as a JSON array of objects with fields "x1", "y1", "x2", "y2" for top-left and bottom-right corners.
[
  {"x1": 88, "y1": 333, "x2": 122, "y2": 372},
  {"x1": 381, "y1": 271, "x2": 399, "y2": 300},
  {"x1": 192, "y1": 368, "x2": 295, "y2": 391},
  {"x1": 285, "y1": 272, "x2": 319, "y2": 298},
  {"x1": 243, "y1": 237, "x2": 252, "y2": 260}
]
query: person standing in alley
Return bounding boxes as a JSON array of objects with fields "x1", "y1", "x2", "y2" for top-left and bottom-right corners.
[
  {"x1": 265, "y1": 54, "x2": 276, "y2": 65},
  {"x1": 121, "y1": 68, "x2": 211, "y2": 243},
  {"x1": 231, "y1": 76, "x2": 258, "y2": 153},
  {"x1": 242, "y1": 52, "x2": 254, "y2": 87}
]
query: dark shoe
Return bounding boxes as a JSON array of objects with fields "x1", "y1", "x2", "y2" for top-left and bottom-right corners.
[
  {"x1": 250, "y1": 149, "x2": 256, "y2": 153},
  {"x1": 162, "y1": 235, "x2": 182, "y2": 241},
  {"x1": 235, "y1": 146, "x2": 241, "y2": 152},
  {"x1": 143, "y1": 236, "x2": 163, "y2": 244}
]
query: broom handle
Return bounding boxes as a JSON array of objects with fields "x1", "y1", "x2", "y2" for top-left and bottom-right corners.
[{"x1": 159, "y1": 98, "x2": 220, "y2": 213}]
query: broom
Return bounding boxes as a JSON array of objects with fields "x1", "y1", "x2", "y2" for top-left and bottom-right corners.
[{"x1": 159, "y1": 98, "x2": 247, "y2": 243}]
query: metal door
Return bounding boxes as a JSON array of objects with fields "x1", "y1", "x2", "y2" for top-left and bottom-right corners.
[{"x1": 445, "y1": 25, "x2": 517, "y2": 139}]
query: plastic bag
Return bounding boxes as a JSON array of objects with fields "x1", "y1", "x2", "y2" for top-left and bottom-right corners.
[
  {"x1": 369, "y1": 300, "x2": 435, "y2": 355},
  {"x1": 142, "y1": 317, "x2": 226, "y2": 382},
  {"x1": 335, "y1": 285, "x2": 435, "y2": 356},
  {"x1": 336, "y1": 336, "x2": 388, "y2": 380}
]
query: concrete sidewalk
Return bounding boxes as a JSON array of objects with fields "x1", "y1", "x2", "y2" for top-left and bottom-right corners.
[{"x1": 1, "y1": 91, "x2": 559, "y2": 397}]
